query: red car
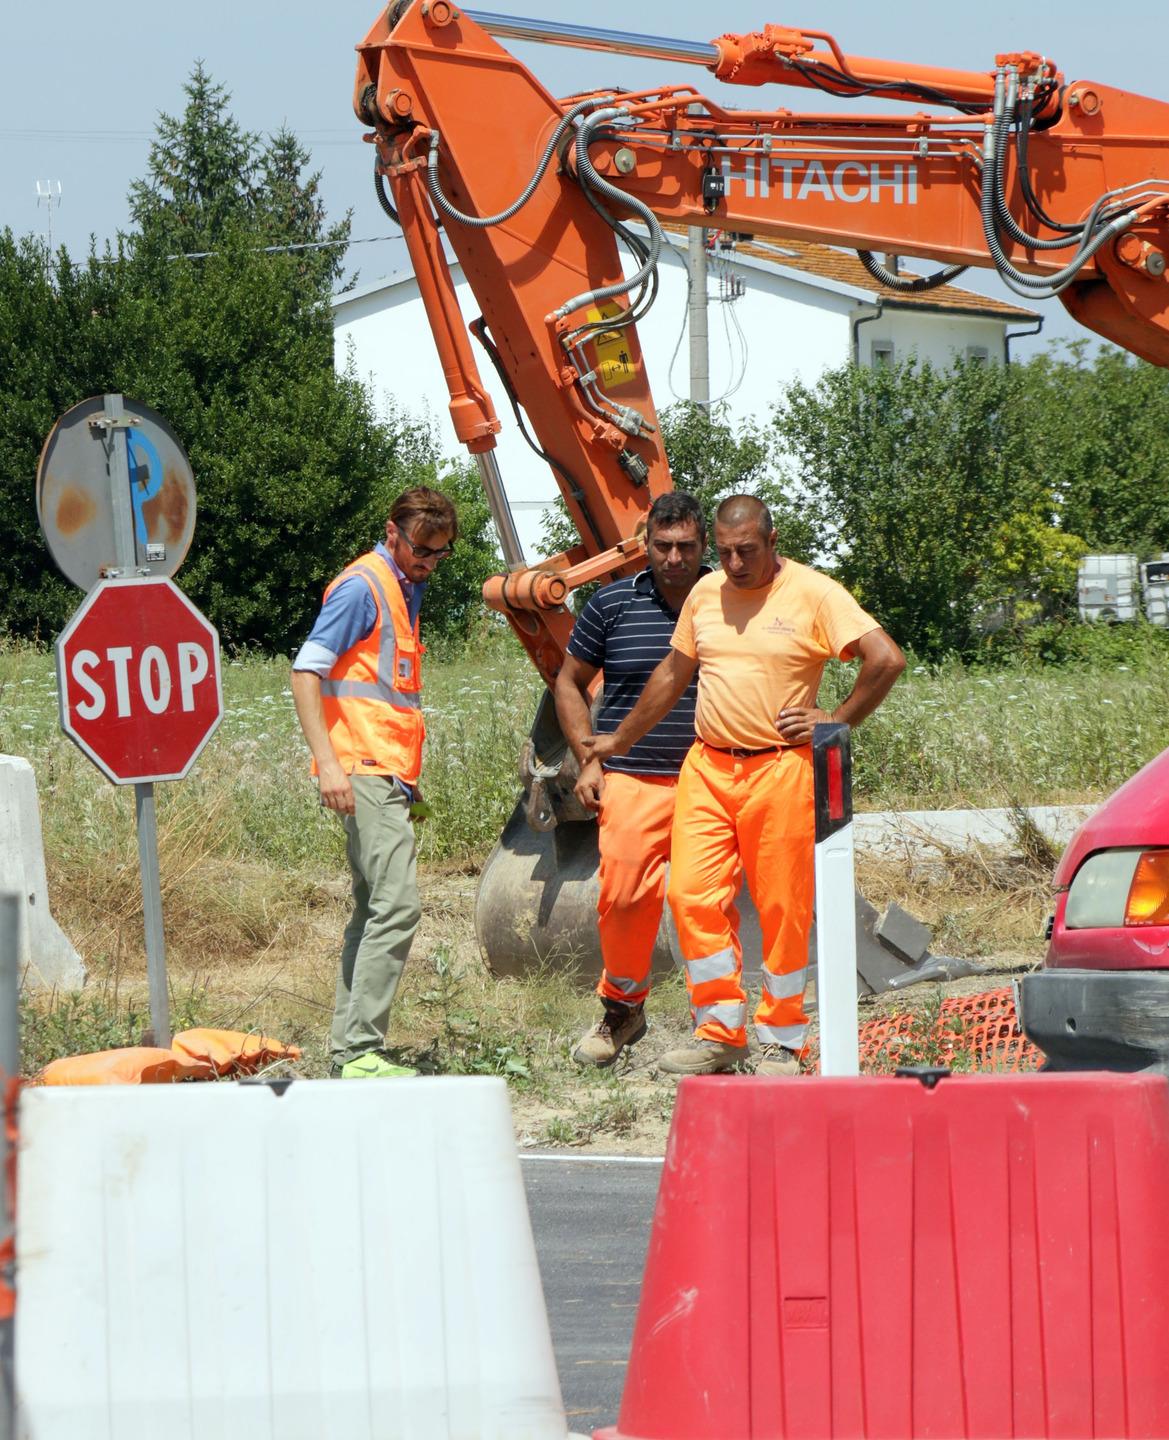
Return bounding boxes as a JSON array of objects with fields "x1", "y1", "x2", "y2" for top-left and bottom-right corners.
[{"x1": 1020, "y1": 748, "x2": 1169, "y2": 1070}]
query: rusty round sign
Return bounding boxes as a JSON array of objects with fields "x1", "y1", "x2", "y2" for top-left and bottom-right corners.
[{"x1": 37, "y1": 396, "x2": 196, "y2": 591}]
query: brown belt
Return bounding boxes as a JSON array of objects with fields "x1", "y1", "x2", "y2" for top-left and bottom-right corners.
[{"x1": 702, "y1": 742, "x2": 781, "y2": 759}]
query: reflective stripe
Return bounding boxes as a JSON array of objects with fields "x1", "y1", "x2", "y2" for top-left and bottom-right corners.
[
  {"x1": 349, "y1": 563, "x2": 407, "y2": 699},
  {"x1": 329, "y1": 560, "x2": 421, "y2": 708},
  {"x1": 756, "y1": 1022, "x2": 808, "y2": 1047},
  {"x1": 694, "y1": 1000, "x2": 746, "y2": 1031},
  {"x1": 762, "y1": 966, "x2": 807, "y2": 1002},
  {"x1": 605, "y1": 973, "x2": 644, "y2": 996},
  {"x1": 685, "y1": 948, "x2": 736, "y2": 986},
  {"x1": 320, "y1": 678, "x2": 421, "y2": 709}
]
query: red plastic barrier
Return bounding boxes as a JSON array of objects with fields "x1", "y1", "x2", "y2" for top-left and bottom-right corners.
[{"x1": 597, "y1": 1073, "x2": 1169, "y2": 1440}]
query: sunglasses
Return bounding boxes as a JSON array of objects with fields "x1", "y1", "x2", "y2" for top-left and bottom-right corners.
[{"x1": 398, "y1": 531, "x2": 452, "y2": 561}]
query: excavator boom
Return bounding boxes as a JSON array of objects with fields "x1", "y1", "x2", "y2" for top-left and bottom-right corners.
[{"x1": 353, "y1": 4, "x2": 1169, "y2": 977}]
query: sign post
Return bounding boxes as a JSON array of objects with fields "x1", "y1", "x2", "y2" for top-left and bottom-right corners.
[
  {"x1": 41, "y1": 395, "x2": 214, "y2": 1048},
  {"x1": 812, "y1": 722, "x2": 860, "y2": 1076},
  {"x1": 55, "y1": 578, "x2": 223, "y2": 1045}
]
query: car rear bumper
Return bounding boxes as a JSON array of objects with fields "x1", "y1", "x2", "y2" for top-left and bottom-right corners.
[{"x1": 1019, "y1": 968, "x2": 1169, "y2": 1073}]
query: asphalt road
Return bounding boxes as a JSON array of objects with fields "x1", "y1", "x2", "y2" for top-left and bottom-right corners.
[{"x1": 522, "y1": 1155, "x2": 663, "y2": 1436}]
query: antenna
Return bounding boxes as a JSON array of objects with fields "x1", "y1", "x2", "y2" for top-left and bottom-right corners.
[{"x1": 35, "y1": 180, "x2": 62, "y2": 255}]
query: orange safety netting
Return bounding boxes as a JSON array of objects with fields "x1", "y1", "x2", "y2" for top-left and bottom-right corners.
[{"x1": 807, "y1": 986, "x2": 1042, "y2": 1075}]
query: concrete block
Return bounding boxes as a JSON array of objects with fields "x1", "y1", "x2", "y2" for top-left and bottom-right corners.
[
  {"x1": 0, "y1": 755, "x2": 85, "y2": 990},
  {"x1": 852, "y1": 897, "x2": 921, "y2": 996},
  {"x1": 876, "y1": 901, "x2": 932, "y2": 964}
]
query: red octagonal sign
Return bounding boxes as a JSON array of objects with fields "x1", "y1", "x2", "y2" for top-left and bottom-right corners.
[{"x1": 56, "y1": 577, "x2": 223, "y2": 784}]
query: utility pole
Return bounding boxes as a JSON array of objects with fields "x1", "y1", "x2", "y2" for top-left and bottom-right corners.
[
  {"x1": 686, "y1": 226, "x2": 710, "y2": 408},
  {"x1": 35, "y1": 180, "x2": 61, "y2": 259}
]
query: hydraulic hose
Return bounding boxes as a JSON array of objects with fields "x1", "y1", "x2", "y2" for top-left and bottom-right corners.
[
  {"x1": 553, "y1": 108, "x2": 664, "y2": 318},
  {"x1": 856, "y1": 250, "x2": 968, "y2": 292},
  {"x1": 1015, "y1": 94, "x2": 1084, "y2": 236},
  {"x1": 374, "y1": 165, "x2": 400, "y2": 226},
  {"x1": 981, "y1": 80, "x2": 1135, "y2": 297},
  {"x1": 991, "y1": 76, "x2": 1083, "y2": 252},
  {"x1": 427, "y1": 97, "x2": 604, "y2": 230}
]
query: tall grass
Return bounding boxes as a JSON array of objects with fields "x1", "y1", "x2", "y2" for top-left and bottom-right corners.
[{"x1": 3, "y1": 640, "x2": 1166, "y2": 914}]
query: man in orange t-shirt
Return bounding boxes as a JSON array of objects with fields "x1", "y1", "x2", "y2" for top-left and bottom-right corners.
[{"x1": 586, "y1": 495, "x2": 905, "y2": 1076}]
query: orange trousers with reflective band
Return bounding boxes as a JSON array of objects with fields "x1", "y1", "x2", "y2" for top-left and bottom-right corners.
[
  {"x1": 596, "y1": 771, "x2": 678, "y2": 1006},
  {"x1": 667, "y1": 741, "x2": 815, "y2": 1049}
]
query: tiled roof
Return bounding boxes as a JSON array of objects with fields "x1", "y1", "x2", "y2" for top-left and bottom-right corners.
[{"x1": 671, "y1": 224, "x2": 1039, "y2": 320}]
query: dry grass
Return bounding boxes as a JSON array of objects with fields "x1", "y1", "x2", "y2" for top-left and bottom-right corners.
[{"x1": 6, "y1": 641, "x2": 1099, "y2": 1146}]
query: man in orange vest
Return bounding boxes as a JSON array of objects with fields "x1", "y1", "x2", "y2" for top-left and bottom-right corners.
[
  {"x1": 292, "y1": 487, "x2": 457, "y2": 1078},
  {"x1": 586, "y1": 495, "x2": 905, "y2": 1076}
]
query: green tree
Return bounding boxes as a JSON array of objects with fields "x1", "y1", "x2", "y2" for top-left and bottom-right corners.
[
  {"x1": 418, "y1": 461, "x2": 503, "y2": 652},
  {"x1": 1015, "y1": 342, "x2": 1169, "y2": 554},
  {"x1": 0, "y1": 67, "x2": 482, "y2": 655},
  {"x1": 128, "y1": 64, "x2": 349, "y2": 287},
  {"x1": 772, "y1": 357, "x2": 1051, "y2": 658},
  {"x1": 539, "y1": 402, "x2": 818, "y2": 562}
]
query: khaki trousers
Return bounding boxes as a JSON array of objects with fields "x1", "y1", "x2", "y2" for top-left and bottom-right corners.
[{"x1": 330, "y1": 774, "x2": 421, "y2": 1065}]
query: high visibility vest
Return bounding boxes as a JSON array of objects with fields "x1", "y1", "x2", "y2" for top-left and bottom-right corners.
[{"x1": 314, "y1": 551, "x2": 425, "y2": 785}]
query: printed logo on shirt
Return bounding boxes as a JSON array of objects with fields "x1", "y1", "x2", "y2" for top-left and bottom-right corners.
[{"x1": 762, "y1": 617, "x2": 797, "y2": 635}]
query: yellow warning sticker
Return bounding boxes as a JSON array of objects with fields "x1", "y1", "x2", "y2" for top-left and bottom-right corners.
[{"x1": 587, "y1": 303, "x2": 638, "y2": 389}]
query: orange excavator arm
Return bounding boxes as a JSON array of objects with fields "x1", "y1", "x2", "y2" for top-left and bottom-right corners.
[{"x1": 354, "y1": 4, "x2": 1169, "y2": 687}]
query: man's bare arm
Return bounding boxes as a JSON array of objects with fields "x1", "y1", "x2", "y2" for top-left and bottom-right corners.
[
  {"x1": 584, "y1": 649, "x2": 698, "y2": 762},
  {"x1": 554, "y1": 655, "x2": 605, "y2": 811},
  {"x1": 776, "y1": 628, "x2": 906, "y2": 745},
  {"x1": 290, "y1": 669, "x2": 355, "y2": 814},
  {"x1": 554, "y1": 655, "x2": 599, "y2": 765}
]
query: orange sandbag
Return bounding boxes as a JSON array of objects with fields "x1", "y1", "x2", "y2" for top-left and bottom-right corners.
[
  {"x1": 170, "y1": 1028, "x2": 302, "y2": 1075},
  {"x1": 41, "y1": 1047, "x2": 214, "y2": 1087}
]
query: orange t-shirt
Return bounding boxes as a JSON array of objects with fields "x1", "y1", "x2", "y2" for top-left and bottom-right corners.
[{"x1": 671, "y1": 561, "x2": 879, "y2": 750}]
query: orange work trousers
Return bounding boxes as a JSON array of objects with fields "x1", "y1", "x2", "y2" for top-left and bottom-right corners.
[
  {"x1": 667, "y1": 741, "x2": 815, "y2": 1049},
  {"x1": 596, "y1": 771, "x2": 678, "y2": 1006}
]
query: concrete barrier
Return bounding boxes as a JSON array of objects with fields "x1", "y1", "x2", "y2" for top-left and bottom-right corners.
[
  {"x1": 17, "y1": 1077, "x2": 584, "y2": 1439},
  {"x1": 0, "y1": 756, "x2": 83, "y2": 991}
]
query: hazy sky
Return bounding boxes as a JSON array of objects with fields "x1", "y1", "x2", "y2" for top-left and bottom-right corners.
[{"x1": 4, "y1": 0, "x2": 1167, "y2": 358}]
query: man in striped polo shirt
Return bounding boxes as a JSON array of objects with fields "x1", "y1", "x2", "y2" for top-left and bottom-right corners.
[{"x1": 555, "y1": 491, "x2": 709, "y2": 1067}]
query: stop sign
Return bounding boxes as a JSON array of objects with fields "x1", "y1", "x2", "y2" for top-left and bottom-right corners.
[{"x1": 56, "y1": 577, "x2": 223, "y2": 784}]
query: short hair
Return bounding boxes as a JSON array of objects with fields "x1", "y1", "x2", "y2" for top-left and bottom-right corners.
[
  {"x1": 715, "y1": 494, "x2": 774, "y2": 540},
  {"x1": 390, "y1": 486, "x2": 458, "y2": 544},
  {"x1": 647, "y1": 490, "x2": 707, "y2": 543}
]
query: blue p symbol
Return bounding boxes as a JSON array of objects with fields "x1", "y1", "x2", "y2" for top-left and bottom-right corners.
[{"x1": 127, "y1": 430, "x2": 164, "y2": 546}]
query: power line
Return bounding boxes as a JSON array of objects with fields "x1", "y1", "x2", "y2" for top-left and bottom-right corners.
[{"x1": 167, "y1": 233, "x2": 398, "y2": 260}]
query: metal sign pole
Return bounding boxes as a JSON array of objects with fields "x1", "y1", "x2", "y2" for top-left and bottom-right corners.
[
  {"x1": 0, "y1": 894, "x2": 19, "y2": 1440},
  {"x1": 101, "y1": 393, "x2": 171, "y2": 1047},
  {"x1": 812, "y1": 724, "x2": 860, "y2": 1077},
  {"x1": 135, "y1": 786, "x2": 170, "y2": 1047}
]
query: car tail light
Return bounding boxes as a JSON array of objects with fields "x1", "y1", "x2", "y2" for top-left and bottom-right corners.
[{"x1": 1124, "y1": 849, "x2": 1169, "y2": 926}]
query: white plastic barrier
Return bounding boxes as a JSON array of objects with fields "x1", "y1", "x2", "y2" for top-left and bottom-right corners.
[
  {"x1": 0, "y1": 755, "x2": 84, "y2": 990},
  {"x1": 16, "y1": 1078, "x2": 579, "y2": 1440}
]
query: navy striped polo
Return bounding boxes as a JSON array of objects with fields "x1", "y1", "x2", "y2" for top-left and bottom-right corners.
[{"x1": 567, "y1": 568, "x2": 704, "y2": 776}]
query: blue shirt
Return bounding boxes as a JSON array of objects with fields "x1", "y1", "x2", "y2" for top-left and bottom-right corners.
[
  {"x1": 293, "y1": 542, "x2": 424, "y2": 677},
  {"x1": 567, "y1": 569, "x2": 705, "y2": 777}
]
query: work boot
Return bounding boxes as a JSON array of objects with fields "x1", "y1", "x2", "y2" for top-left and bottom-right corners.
[
  {"x1": 339, "y1": 1050, "x2": 418, "y2": 1079},
  {"x1": 572, "y1": 1000, "x2": 647, "y2": 1068},
  {"x1": 755, "y1": 1043, "x2": 803, "y2": 1077},
  {"x1": 657, "y1": 1039, "x2": 744, "y2": 1075}
]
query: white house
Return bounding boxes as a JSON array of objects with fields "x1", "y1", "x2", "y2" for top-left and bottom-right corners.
[{"x1": 332, "y1": 230, "x2": 1039, "y2": 560}]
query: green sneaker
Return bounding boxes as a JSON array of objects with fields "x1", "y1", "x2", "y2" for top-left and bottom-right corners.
[{"x1": 339, "y1": 1051, "x2": 417, "y2": 1079}]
